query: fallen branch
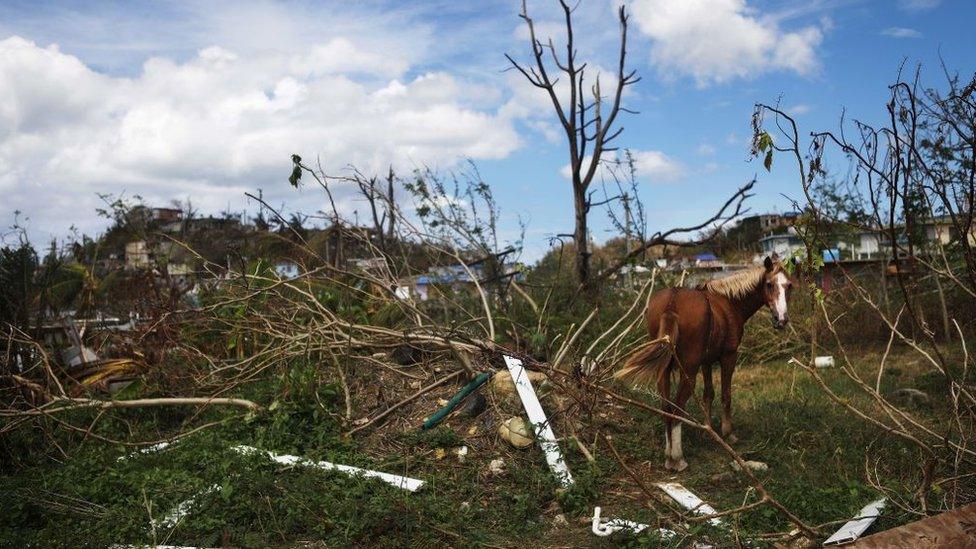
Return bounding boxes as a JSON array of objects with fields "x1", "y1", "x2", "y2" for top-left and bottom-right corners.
[{"x1": 2, "y1": 396, "x2": 263, "y2": 417}]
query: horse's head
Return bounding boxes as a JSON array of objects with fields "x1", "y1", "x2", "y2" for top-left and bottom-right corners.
[{"x1": 761, "y1": 255, "x2": 797, "y2": 330}]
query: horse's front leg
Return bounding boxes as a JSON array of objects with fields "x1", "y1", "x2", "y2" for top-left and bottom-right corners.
[{"x1": 719, "y1": 351, "x2": 738, "y2": 443}]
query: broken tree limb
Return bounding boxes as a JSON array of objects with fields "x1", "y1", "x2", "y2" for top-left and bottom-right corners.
[
  {"x1": 346, "y1": 370, "x2": 463, "y2": 437},
  {"x1": 2, "y1": 396, "x2": 263, "y2": 417}
]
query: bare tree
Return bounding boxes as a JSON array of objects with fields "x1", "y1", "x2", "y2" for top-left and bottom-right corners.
[
  {"x1": 508, "y1": 1, "x2": 753, "y2": 290},
  {"x1": 507, "y1": 0, "x2": 638, "y2": 290}
]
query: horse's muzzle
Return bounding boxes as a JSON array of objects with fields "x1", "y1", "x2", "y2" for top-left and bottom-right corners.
[{"x1": 771, "y1": 316, "x2": 789, "y2": 330}]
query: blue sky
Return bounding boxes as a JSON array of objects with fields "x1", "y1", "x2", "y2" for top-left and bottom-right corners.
[{"x1": 0, "y1": 0, "x2": 972, "y2": 260}]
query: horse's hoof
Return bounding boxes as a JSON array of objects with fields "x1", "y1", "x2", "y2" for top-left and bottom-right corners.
[
  {"x1": 665, "y1": 458, "x2": 688, "y2": 472},
  {"x1": 724, "y1": 433, "x2": 739, "y2": 444}
]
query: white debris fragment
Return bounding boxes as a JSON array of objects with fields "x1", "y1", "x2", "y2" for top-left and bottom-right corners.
[
  {"x1": 730, "y1": 460, "x2": 769, "y2": 473},
  {"x1": 152, "y1": 484, "x2": 221, "y2": 532},
  {"x1": 814, "y1": 356, "x2": 835, "y2": 368},
  {"x1": 654, "y1": 482, "x2": 723, "y2": 527},
  {"x1": 232, "y1": 445, "x2": 425, "y2": 492},
  {"x1": 591, "y1": 506, "x2": 654, "y2": 537},
  {"x1": 117, "y1": 441, "x2": 172, "y2": 461},
  {"x1": 823, "y1": 498, "x2": 886, "y2": 546},
  {"x1": 488, "y1": 458, "x2": 506, "y2": 475},
  {"x1": 112, "y1": 545, "x2": 217, "y2": 548}
]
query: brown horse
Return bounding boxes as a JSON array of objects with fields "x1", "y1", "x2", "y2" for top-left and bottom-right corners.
[{"x1": 616, "y1": 255, "x2": 797, "y2": 471}]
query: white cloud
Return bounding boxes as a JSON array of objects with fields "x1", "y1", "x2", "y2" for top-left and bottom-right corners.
[
  {"x1": 898, "y1": 0, "x2": 940, "y2": 11},
  {"x1": 0, "y1": 36, "x2": 522, "y2": 237},
  {"x1": 629, "y1": 0, "x2": 825, "y2": 86},
  {"x1": 560, "y1": 149, "x2": 685, "y2": 184},
  {"x1": 697, "y1": 143, "x2": 716, "y2": 156},
  {"x1": 881, "y1": 27, "x2": 923, "y2": 39},
  {"x1": 631, "y1": 150, "x2": 685, "y2": 182},
  {"x1": 787, "y1": 104, "x2": 812, "y2": 115}
]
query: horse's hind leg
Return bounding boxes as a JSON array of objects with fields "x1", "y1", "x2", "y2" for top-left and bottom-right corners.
[
  {"x1": 720, "y1": 351, "x2": 739, "y2": 443},
  {"x1": 658, "y1": 359, "x2": 673, "y2": 466},
  {"x1": 702, "y1": 363, "x2": 715, "y2": 428},
  {"x1": 666, "y1": 364, "x2": 696, "y2": 472}
]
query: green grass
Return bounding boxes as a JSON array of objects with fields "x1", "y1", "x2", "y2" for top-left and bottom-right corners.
[{"x1": 0, "y1": 346, "x2": 967, "y2": 547}]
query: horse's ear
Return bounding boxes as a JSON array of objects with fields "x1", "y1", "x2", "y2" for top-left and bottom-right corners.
[{"x1": 763, "y1": 256, "x2": 774, "y2": 271}]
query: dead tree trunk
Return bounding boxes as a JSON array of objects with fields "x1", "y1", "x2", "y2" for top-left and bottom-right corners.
[{"x1": 508, "y1": 1, "x2": 637, "y2": 292}]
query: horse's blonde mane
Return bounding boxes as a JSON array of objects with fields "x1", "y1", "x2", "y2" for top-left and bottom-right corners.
[{"x1": 698, "y1": 266, "x2": 766, "y2": 299}]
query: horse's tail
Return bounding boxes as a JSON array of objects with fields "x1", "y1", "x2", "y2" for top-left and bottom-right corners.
[{"x1": 615, "y1": 302, "x2": 679, "y2": 388}]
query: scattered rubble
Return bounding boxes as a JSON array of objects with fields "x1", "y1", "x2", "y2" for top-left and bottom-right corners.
[
  {"x1": 498, "y1": 416, "x2": 534, "y2": 449},
  {"x1": 730, "y1": 460, "x2": 769, "y2": 473},
  {"x1": 490, "y1": 369, "x2": 548, "y2": 400},
  {"x1": 488, "y1": 458, "x2": 506, "y2": 475}
]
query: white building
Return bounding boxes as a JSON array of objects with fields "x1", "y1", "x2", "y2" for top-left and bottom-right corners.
[{"x1": 758, "y1": 218, "x2": 964, "y2": 263}]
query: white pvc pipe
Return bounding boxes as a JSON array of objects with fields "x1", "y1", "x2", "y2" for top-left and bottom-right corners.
[
  {"x1": 232, "y1": 445, "x2": 425, "y2": 492},
  {"x1": 503, "y1": 355, "x2": 574, "y2": 487}
]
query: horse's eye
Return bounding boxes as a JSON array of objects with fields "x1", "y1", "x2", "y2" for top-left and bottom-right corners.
[{"x1": 766, "y1": 282, "x2": 773, "y2": 288}]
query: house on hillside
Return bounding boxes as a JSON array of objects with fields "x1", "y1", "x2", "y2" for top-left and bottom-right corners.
[
  {"x1": 150, "y1": 207, "x2": 183, "y2": 223},
  {"x1": 184, "y1": 216, "x2": 243, "y2": 232},
  {"x1": 131, "y1": 205, "x2": 184, "y2": 225},
  {"x1": 125, "y1": 241, "x2": 151, "y2": 269},
  {"x1": 402, "y1": 262, "x2": 523, "y2": 301},
  {"x1": 693, "y1": 253, "x2": 721, "y2": 267},
  {"x1": 759, "y1": 215, "x2": 973, "y2": 263},
  {"x1": 760, "y1": 228, "x2": 884, "y2": 262}
]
